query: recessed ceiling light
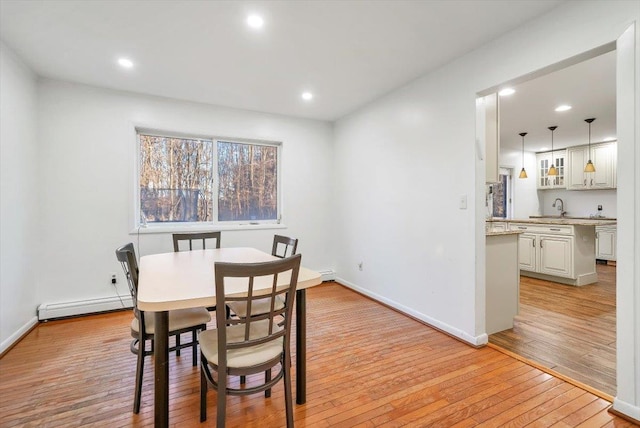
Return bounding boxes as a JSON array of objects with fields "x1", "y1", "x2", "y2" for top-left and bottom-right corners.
[
  {"x1": 118, "y1": 58, "x2": 134, "y2": 68},
  {"x1": 247, "y1": 14, "x2": 264, "y2": 29},
  {"x1": 498, "y1": 88, "x2": 515, "y2": 96},
  {"x1": 301, "y1": 92, "x2": 313, "y2": 101},
  {"x1": 555, "y1": 105, "x2": 572, "y2": 112}
]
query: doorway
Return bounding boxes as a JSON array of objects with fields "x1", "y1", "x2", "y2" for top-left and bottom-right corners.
[{"x1": 482, "y1": 48, "x2": 619, "y2": 398}]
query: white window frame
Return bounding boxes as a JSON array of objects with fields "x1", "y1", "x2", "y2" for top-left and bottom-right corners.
[{"x1": 133, "y1": 128, "x2": 284, "y2": 233}]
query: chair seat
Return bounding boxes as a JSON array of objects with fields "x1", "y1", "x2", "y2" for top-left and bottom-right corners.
[
  {"x1": 131, "y1": 307, "x2": 211, "y2": 335},
  {"x1": 199, "y1": 319, "x2": 283, "y2": 368},
  {"x1": 227, "y1": 295, "x2": 285, "y2": 318}
]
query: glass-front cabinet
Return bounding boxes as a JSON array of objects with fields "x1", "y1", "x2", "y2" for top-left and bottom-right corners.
[{"x1": 536, "y1": 149, "x2": 566, "y2": 189}]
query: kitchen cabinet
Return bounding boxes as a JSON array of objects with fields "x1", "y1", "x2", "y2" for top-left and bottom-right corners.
[
  {"x1": 486, "y1": 232, "x2": 520, "y2": 334},
  {"x1": 566, "y1": 142, "x2": 616, "y2": 190},
  {"x1": 596, "y1": 225, "x2": 617, "y2": 261},
  {"x1": 482, "y1": 93, "x2": 500, "y2": 183},
  {"x1": 486, "y1": 221, "x2": 507, "y2": 232},
  {"x1": 536, "y1": 150, "x2": 566, "y2": 189},
  {"x1": 509, "y1": 222, "x2": 596, "y2": 285}
]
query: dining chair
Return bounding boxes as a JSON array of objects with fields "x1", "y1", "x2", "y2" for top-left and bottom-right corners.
[
  {"x1": 271, "y1": 234, "x2": 298, "y2": 258},
  {"x1": 115, "y1": 243, "x2": 211, "y2": 414},
  {"x1": 173, "y1": 231, "x2": 224, "y2": 313},
  {"x1": 199, "y1": 253, "x2": 301, "y2": 427},
  {"x1": 172, "y1": 231, "x2": 221, "y2": 252},
  {"x1": 228, "y1": 234, "x2": 298, "y2": 318}
]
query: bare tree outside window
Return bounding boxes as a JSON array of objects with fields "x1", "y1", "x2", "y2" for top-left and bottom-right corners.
[
  {"x1": 217, "y1": 141, "x2": 278, "y2": 222},
  {"x1": 138, "y1": 132, "x2": 279, "y2": 225}
]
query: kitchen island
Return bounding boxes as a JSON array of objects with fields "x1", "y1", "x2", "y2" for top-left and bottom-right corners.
[
  {"x1": 486, "y1": 230, "x2": 521, "y2": 334},
  {"x1": 487, "y1": 217, "x2": 616, "y2": 286}
]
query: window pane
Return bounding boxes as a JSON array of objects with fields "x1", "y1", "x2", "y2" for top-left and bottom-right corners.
[
  {"x1": 217, "y1": 141, "x2": 278, "y2": 221},
  {"x1": 139, "y1": 134, "x2": 213, "y2": 223}
]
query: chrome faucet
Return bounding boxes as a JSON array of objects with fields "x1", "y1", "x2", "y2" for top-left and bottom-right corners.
[{"x1": 552, "y1": 198, "x2": 566, "y2": 217}]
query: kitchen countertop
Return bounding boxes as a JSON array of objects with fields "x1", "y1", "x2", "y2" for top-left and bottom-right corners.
[{"x1": 486, "y1": 217, "x2": 616, "y2": 226}]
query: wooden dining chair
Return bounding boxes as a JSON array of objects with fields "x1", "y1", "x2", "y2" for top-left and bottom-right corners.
[
  {"x1": 228, "y1": 234, "x2": 298, "y2": 318},
  {"x1": 271, "y1": 234, "x2": 298, "y2": 258},
  {"x1": 115, "y1": 243, "x2": 211, "y2": 414},
  {"x1": 172, "y1": 231, "x2": 221, "y2": 252},
  {"x1": 173, "y1": 231, "x2": 224, "y2": 313},
  {"x1": 199, "y1": 254, "x2": 301, "y2": 427}
]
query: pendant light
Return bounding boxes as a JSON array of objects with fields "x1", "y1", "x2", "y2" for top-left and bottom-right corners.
[
  {"x1": 518, "y1": 132, "x2": 528, "y2": 179},
  {"x1": 584, "y1": 118, "x2": 596, "y2": 172},
  {"x1": 547, "y1": 126, "x2": 558, "y2": 176}
]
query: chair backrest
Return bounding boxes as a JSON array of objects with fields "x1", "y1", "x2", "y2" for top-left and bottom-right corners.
[
  {"x1": 172, "y1": 232, "x2": 221, "y2": 252},
  {"x1": 115, "y1": 243, "x2": 142, "y2": 320},
  {"x1": 271, "y1": 235, "x2": 298, "y2": 259},
  {"x1": 214, "y1": 254, "x2": 302, "y2": 371}
]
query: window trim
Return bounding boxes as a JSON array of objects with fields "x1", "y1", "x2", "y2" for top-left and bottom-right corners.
[{"x1": 133, "y1": 127, "x2": 283, "y2": 232}]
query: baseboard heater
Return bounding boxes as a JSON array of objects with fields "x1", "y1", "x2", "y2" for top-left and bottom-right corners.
[
  {"x1": 38, "y1": 296, "x2": 133, "y2": 321},
  {"x1": 318, "y1": 269, "x2": 336, "y2": 282},
  {"x1": 37, "y1": 270, "x2": 334, "y2": 321}
]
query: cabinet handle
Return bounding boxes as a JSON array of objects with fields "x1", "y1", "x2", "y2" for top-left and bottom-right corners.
[
  {"x1": 550, "y1": 228, "x2": 561, "y2": 231},
  {"x1": 533, "y1": 238, "x2": 535, "y2": 248},
  {"x1": 591, "y1": 178, "x2": 593, "y2": 186},
  {"x1": 584, "y1": 178, "x2": 587, "y2": 186},
  {"x1": 540, "y1": 239, "x2": 543, "y2": 248},
  {"x1": 518, "y1": 226, "x2": 527, "y2": 230}
]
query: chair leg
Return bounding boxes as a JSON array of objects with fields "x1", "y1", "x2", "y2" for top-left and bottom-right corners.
[
  {"x1": 283, "y1": 357, "x2": 294, "y2": 428},
  {"x1": 176, "y1": 333, "x2": 181, "y2": 356},
  {"x1": 200, "y1": 361, "x2": 207, "y2": 422},
  {"x1": 265, "y1": 369, "x2": 272, "y2": 398},
  {"x1": 133, "y1": 338, "x2": 145, "y2": 414},
  {"x1": 192, "y1": 330, "x2": 198, "y2": 366},
  {"x1": 217, "y1": 371, "x2": 227, "y2": 428}
]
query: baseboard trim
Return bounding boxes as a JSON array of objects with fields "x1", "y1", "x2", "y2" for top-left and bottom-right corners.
[
  {"x1": 335, "y1": 277, "x2": 487, "y2": 347},
  {"x1": 38, "y1": 295, "x2": 133, "y2": 321},
  {"x1": 0, "y1": 316, "x2": 38, "y2": 357},
  {"x1": 611, "y1": 398, "x2": 640, "y2": 423}
]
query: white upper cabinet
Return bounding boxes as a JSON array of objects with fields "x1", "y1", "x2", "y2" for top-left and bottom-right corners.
[
  {"x1": 566, "y1": 142, "x2": 617, "y2": 190},
  {"x1": 481, "y1": 93, "x2": 499, "y2": 183},
  {"x1": 536, "y1": 150, "x2": 566, "y2": 189}
]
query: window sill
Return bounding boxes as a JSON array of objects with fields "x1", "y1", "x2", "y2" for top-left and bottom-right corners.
[{"x1": 129, "y1": 223, "x2": 288, "y2": 235}]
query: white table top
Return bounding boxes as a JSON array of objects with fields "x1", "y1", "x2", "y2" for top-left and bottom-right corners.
[{"x1": 137, "y1": 247, "x2": 322, "y2": 312}]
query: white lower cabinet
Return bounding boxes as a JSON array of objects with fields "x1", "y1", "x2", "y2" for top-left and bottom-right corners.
[
  {"x1": 596, "y1": 225, "x2": 616, "y2": 261},
  {"x1": 538, "y1": 234, "x2": 573, "y2": 278},
  {"x1": 509, "y1": 223, "x2": 595, "y2": 286}
]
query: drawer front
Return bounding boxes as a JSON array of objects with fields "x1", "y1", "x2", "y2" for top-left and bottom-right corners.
[{"x1": 509, "y1": 223, "x2": 573, "y2": 235}]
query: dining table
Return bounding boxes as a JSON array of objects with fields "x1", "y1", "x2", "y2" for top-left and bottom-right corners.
[{"x1": 136, "y1": 247, "x2": 322, "y2": 427}]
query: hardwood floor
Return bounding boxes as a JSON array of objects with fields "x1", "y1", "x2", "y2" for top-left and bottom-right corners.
[
  {"x1": 490, "y1": 264, "x2": 617, "y2": 397},
  {"x1": 1, "y1": 282, "x2": 632, "y2": 427}
]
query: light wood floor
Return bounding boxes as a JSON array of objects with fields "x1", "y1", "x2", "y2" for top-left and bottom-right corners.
[
  {"x1": 490, "y1": 264, "x2": 617, "y2": 397},
  {"x1": 1, "y1": 282, "x2": 633, "y2": 427}
]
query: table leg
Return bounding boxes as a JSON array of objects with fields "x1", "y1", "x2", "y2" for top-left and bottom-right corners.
[
  {"x1": 154, "y1": 311, "x2": 169, "y2": 427},
  {"x1": 295, "y1": 289, "x2": 306, "y2": 404}
]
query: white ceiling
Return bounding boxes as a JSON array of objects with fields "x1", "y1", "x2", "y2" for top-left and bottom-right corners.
[
  {"x1": 0, "y1": 0, "x2": 564, "y2": 122},
  {"x1": 499, "y1": 50, "x2": 616, "y2": 153}
]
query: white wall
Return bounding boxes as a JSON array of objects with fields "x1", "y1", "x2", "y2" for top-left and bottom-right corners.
[
  {"x1": 0, "y1": 42, "x2": 39, "y2": 351},
  {"x1": 333, "y1": 0, "x2": 639, "y2": 419},
  {"x1": 36, "y1": 79, "x2": 334, "y2": 307}
]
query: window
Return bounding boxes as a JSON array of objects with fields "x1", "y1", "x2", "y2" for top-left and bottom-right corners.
[{"x1": 137, "y1": 131, "x2": 280, "y2": 227}]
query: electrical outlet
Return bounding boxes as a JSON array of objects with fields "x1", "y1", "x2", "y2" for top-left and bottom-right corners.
[
  {"x1": 598, "y1": 205, "x2": 603, "y2": 211},
  {"x1": 111, "y1": 273, "x2": 117, "y2": 285}
]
